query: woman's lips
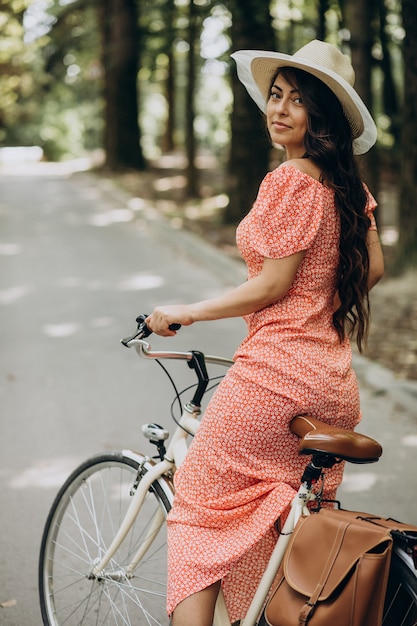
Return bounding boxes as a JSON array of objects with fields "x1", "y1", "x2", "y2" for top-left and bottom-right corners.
[{"x1": 272, "y1": 121, "x2": 291, "y2": 129}]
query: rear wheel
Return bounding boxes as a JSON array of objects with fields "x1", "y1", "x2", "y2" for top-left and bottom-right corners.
[
  {"x1": 39, "y1": 452, "x2": 173, "y2": 625},
  {"x1": 383, "y1": 549, "x2": 417, "y2": 626}
]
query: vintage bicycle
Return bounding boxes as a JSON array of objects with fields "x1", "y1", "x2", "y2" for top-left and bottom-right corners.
[{"x1": 38, "y1": 315, "x2": 417, "y2": 626}]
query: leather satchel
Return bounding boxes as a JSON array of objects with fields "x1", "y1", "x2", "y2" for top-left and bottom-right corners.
[{"x1": 265, "y1": 508, "x2": 393, "y2": 626}]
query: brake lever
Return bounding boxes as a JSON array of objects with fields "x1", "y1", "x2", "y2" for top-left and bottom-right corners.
[
  {"x1": 121, "y1": 314, "x2": 181, "y2": 347},
  {"x1": 121, "y1": 328, "x2": 146, "y2": 347}
]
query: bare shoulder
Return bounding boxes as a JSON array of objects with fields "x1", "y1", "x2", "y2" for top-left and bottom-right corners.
[{"x1": 280, "y1": 158, "x2": 322, "y2": 182}]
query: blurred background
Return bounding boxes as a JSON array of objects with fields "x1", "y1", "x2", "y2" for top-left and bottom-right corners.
[
  {"x1": 1, "y1": 0, "x2": 416, "y2": 376},
  {"x1": 1, "y1": 6, "x2": 416, "y2": 620}
]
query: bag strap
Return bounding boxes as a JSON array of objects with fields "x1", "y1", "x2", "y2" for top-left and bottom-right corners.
[{"x1": 298, "y1": 520, "x2": 347, "y2": 624}]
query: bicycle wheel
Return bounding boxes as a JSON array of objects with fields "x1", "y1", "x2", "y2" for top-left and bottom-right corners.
[
  {"x1": 383, "y1": 549, "x2": 417, "y2": 626},
  {"x1": 39, "y1": 451, "x2": 173, "y2": 626}
]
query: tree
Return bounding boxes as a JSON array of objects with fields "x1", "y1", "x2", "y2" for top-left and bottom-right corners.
[
  {"x1": 138, "y1": 0, "x2": 180, "y2": 154},
  {"x1": 396, "y1": 0, "x2": 417, "y2": 269},
  {"x1": 376, "y1": 0, "x2": 400, "y2": 142},
  {"x1": 225, "y1": 0, "x2": 276, "y2": 224},
  {"x1": 344, "y1": 0, "x2": 378, "y2": 195},
  {"x1": 38, "y1": 1, "x2": 103, "y2": 159},
  {"x1": 0, "y1": 0, "x2": 35, "y2": 145},
  {"x1": 184, "y1": 0, "x2": 199, "y2": 196},
  {"x1": 159, "y1": 0, "x2": 177, "y2": 153},
  {"x1": 98, "y1": 0, "x2": 145, "y2": 170},
  {"x1": 317, "y1": 0, "x2": 330, "y2": 41},
  {"x1": 19, "y1": 0, "x2": 144, "y2": 168}
]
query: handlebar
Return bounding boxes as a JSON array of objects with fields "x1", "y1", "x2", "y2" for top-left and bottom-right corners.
[
  {"x1": 121, "y1": 314, "x2": 234, "y2": 368},
  {"x1": 126, "y1": 339, "x2": 234, "y2": 368},
  {"x1": 121, "y1": 314, "x2": 233, "y2": 409}
]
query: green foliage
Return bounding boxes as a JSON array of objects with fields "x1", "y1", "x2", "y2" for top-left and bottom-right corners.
[
  {"x1": 1, "y1": 0, "x2": 416, "y2": 270},
  {"x1": 0, "y1": 0, "x2": 406, "y2": 163},
  {"x1": 137, "y1": 0, "x2": 232, "y2": 158},
  {"x1": 0, "y1": 0, "x2": 36, "y2": 144},
  {"x1": 35, "y1": 1, "x2": 102, "y2": 159},
  {"x1": 0, "y1": 0, "x2": 102, "y2": 158}
]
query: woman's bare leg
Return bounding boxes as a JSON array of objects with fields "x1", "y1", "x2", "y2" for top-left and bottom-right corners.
[{"x1": 171, "y1": 581, "x2": 222, "y2": 626}]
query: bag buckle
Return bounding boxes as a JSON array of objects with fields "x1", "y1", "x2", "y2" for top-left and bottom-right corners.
[{"x1": 299, "y1": 601, "x2": 315, "y2": 624}]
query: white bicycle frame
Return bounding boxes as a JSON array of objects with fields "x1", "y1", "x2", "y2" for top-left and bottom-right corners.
[{"x1": 90, "y1": 338, "x2": 317, "y2": 626}]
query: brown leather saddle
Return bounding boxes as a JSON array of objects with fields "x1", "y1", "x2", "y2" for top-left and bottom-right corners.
[{"x1": 291, "y1": 415, "x2": 382, "y2": 464}]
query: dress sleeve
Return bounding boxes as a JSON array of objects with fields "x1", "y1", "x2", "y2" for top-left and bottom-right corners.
[
  {"x1": 364, "y1": 185, "x2": 378, "y2": 231},
  {"x1": 250, "y1": 166, "x2": 325, "y2": 259}
]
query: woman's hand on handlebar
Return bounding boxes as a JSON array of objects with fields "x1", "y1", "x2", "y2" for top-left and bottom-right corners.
[{"x1": 145, "y1": 305, "x2": 194, "y2": 337}]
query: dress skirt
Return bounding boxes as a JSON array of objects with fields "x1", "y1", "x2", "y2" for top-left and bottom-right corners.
[{"x1": 166, "y1": 366, "x2": 360, "y2": 622}]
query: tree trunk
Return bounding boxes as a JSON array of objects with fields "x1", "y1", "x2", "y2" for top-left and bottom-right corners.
[
  {"x1": 377, "y1": 0, "x2": 400, "y2": 142},
  {"x1": 225, "y1": 0, "x2": 275, "y2": 224},
  {"x1": 317, "y1": 0, "x2": 329, "y2": 41},
  {"x1": 161, "y1": 51, "x2": 176, "y2": 153},
  {"x1": 99, "y1": 0, "x2": 145, "y2": 170},
  {"x1": 345, "y1": 0, "x2": 378, "y2": 198},
  {"x1": 161, "y1": 0, "x2": 177, "y2": 153},
  {"x1": 185, "y1": 0, "x2": 199, "y2": 197},
  {"x1": 395, "y1": 0, "x2": 417, "y2": 270}
]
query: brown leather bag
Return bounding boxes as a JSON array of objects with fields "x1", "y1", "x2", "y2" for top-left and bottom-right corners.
[{"x1": 265, "y1": 508, "x2": 393, "y2": 626}]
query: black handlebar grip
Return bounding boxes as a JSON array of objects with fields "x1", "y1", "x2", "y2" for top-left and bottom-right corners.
[{"x1": 135, "y1": 314, "x2": 181, "y2": 335}]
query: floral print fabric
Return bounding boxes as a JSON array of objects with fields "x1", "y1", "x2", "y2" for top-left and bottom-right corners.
[{"x1": 166, "y1": 165, "x2": 377, "y2": 622}]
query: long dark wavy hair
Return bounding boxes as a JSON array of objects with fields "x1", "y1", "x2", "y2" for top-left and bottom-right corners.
[{"x1": 273, "y1": 67, "x2": 371, "y2": 352}]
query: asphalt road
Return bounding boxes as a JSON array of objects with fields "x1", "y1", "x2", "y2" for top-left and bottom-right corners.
[{"x1": 0, "y1": 160, "x2": 416, "y2": 625}]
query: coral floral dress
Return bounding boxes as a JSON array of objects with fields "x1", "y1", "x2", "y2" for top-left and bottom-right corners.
[{"x1": 166, "y1": 165, "x2": 377, "y2": 622}]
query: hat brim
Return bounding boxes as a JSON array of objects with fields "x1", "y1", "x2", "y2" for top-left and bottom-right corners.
[{"x1": 231, "y1": 50, "x2": 377, "y2": 155}]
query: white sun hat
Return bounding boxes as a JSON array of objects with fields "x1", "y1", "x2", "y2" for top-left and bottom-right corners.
[{"x1": 231, "y1": 40, "x2": 377, "y2": 155}]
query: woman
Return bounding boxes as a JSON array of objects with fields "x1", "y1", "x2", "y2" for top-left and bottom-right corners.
[{"x1": 146, "y1": 40, "x2": 384, "y2": 626}]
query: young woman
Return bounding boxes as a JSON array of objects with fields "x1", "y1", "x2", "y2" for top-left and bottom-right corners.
[{"x1": 146, "y1": 40, "x2": 384, "y2": 626}]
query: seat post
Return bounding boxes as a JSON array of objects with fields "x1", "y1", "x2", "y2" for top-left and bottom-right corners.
[{"x1": 300, "y1": 452, "x2": 340, "y2": 488}]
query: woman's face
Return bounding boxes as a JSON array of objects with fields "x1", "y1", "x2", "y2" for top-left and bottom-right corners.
[{"x1": 266, "y1": 72, "x2": 308, "y2": 158}]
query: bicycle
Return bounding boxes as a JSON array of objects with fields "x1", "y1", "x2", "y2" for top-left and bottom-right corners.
[{"x1": 38, "y1": 315, "x2": 417, "y2": 626}]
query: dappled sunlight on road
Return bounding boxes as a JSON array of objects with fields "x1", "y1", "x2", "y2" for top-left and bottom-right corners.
[
  {"x1": 0, "y1": 243, "x2": 22, "y2": 255},
  {"x1": 90, "y1": 316, "x2": 113, "y2": 328},
  {"x1": 41, "y1": 317, "x2": 115, "y2": 338},
  {"x1": 153, "y1": 175, "x2": 187, "y2": 193},
  {"x1": 117, "y1": 273, "x2": 164, "y2": 291},
  {"x1": 89, "y1": 208, "x2": 135, "y2": 227},
  {"x1": 42, "y1": 322, "x2": 80, "y2": 338},
  {"x1": 0, "y1": 285, "x2": 33, "y2": 304},
  {"x1": 403, "y1": 434, "x2": 417, "y2": 447},
  {"x1": 8, "y1": 457, "x2": 81, "y2": 489},
  {"x1": 340, "y1": 472, "x2": 379, "y2": 493},
  {"x1": 0, "y1": 148, "x2": 104, "y2": 177}
]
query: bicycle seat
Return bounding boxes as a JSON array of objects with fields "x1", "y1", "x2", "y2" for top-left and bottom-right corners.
[{"x1": 290, "y1": 415, "x2": 383, "y2": 464}]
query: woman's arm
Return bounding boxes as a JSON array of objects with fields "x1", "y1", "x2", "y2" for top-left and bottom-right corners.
[
  {"x1": 332, "y1": 229, "x2": 384, "y2": 312},
  {"x1": 146, "y1": 251, "x2": 305, "y2": 336},
  {"x1": 367, "y1": 229, "x2": 384, "y2": 289}
]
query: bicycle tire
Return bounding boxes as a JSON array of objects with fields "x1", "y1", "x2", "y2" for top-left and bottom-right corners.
[
  {"x1": 39, "y1": 451, "x2": 173, "y2": 626},
  {"x1": 383, "y1": 549, "x2": 417, "y2": 626}
]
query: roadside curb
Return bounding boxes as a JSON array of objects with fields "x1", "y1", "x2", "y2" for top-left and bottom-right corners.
[{"x1": 352, "y1": 353, "x2": 417, "y2": 415}]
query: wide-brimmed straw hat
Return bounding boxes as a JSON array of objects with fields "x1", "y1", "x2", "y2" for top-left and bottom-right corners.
[{"x1": 231, "y1": 40, "x2": 377, "y2": 155}]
